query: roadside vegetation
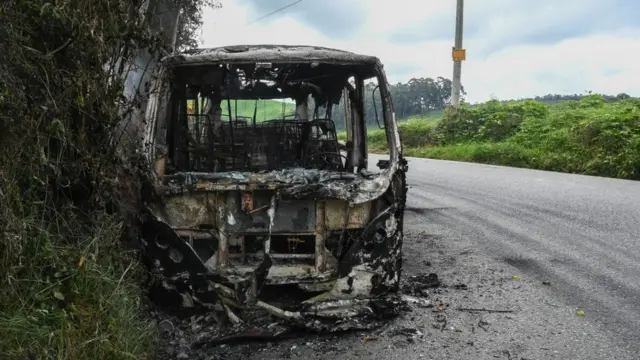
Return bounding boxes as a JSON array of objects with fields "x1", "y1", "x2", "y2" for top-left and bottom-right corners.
[
  {"x1": 368, "y1": 95, "x2": 640, "y2": 180},
  {"x1": 0, "y1": 1, "x2": 215, "y2": 359}
]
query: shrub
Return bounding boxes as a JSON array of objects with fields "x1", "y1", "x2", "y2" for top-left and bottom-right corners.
[
  {"x1": 380, "y1": 94, "x2": 640, "y2": 180},
  {"x1": 0, "y1": 0, "x2": 217, "y2": 358},
  {"x1": 432, "y1": 100, "x2": 550, "y2": 144}
]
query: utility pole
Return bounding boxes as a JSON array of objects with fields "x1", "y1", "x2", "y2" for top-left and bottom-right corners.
[{"x1": 451, "y1": 0, "x2": 465, "y2": 107}]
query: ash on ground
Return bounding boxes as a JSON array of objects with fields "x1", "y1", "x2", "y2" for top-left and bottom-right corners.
[{"x1": 152, "y1": 274, "x2": 440, "y2": 360}]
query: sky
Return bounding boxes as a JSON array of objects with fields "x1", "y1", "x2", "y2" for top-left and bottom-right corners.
[{"x1": 199, "y1": 0, "x2": 640, "y2": 103}]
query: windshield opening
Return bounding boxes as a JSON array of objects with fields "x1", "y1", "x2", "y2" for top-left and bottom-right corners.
[{"x1": 162, "y1": 62, "x2": 386, "y2": 175}]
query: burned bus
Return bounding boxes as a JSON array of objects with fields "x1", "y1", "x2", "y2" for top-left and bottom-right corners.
[{"x1": 140, "y1": 45, "x2": 408, "y2": 326}]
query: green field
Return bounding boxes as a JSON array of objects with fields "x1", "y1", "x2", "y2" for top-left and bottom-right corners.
[
  {"x1": 189, "y1": 99, "x2": 296, "y2": 121},
  {"x1": 370, "y1": 96, "x2": 640, "y2": 180},
  {"x1": 224, "y1": 99, "x2": 296, "y2": 121}
]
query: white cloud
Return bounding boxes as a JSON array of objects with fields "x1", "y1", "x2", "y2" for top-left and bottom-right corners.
[
  {"x1": 199, "y1": 1, "x2": 640, "y2": 103},
  {"x1": 199, "y1": 1, "x2": 327, "y2": 47}
]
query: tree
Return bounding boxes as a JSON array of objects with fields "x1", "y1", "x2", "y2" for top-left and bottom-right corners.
[{"x1": 175, "y1": 0, "x2": 223, "y2": 50}]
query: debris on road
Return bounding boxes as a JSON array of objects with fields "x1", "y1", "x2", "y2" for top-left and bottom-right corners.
[
  {"x1": 391, "y1": 327, "x2": 424, "y2": 342},
  {"x1": 151, "y1": 272, "x2": 441, "y2": 360},
  {"x1": 150, "y1": 226, "x2": 628, "y2": 360},
  {"x1": 455, "y1": 307, "x2": 515, "y2": 314},
  {"x1": 401, "y1": 273, "x2": 440, "y2": 296},
  {"x1": 477, "y1": 319, "x2": 491, "y2": 332},
  {"x1": 148, "y1": 235, "x2": 455, "y2": 359},
  {"x1": 401, "y1": 294, "x2": 432, "y2": 308}
]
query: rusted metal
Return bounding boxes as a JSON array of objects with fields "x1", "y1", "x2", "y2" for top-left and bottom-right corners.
[
  {"x1": 154, "y1": 153, "x2": 167, "y2": 179},
  {"x1": 325, "y1": 200, "x2": 371, "y2": 230},
  {"x1": 315, "y1": 200, "x2": 327, "y2": 273},
  {"x1": 217, "y1": 192, "x2": 233, "y2": 268},
  {"x1": 242, "y1": 191, "x2": 253, "y2": 212},
  {"x1": 217, "y1": 226, "x2": 229, "y2": 268},
  {"x1": 238, "y1": 235, "x2": 246, "y2": 262},
  {"x1": 174, "y1": 229, "x2": 215, "y2": 240},
  {"x1": 268, "y1": 254, "x2": 315, "y2": 259}
]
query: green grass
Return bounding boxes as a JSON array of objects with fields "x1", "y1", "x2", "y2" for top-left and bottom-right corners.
[
  {"x1": 339, "y1": 112, "x2": 441, "y2": 153},
  {"x1": 0, "y1": 193, "x2": 155, "y2": 360},
  {"x1": 380, "y1": 96, "x2": 640, "y2": 179},
  {"x1": 405, "y1": 142, "x2": 541, "y2": 169}
]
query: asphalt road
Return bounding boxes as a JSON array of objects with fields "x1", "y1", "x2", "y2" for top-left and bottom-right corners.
[{"x1": 397, "y1": 155, "x2": 640, "y2": 358}]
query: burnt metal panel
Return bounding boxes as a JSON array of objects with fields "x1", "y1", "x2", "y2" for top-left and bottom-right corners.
[
  {"x1": 153, "y1": 190, "x2": 317, "y2": 233},
  {"x1": 163, "y1": 45, "x2": 380, "y2": 66},
  {"x1": 325, "y1": 200, "x2": 371, "y2": 230},
  {"x1": 227, "y1": 197, "x2": 316, "y2": 233},
  {"x1": 152, "y1": 192, "x2": 217, "y2": 228}
]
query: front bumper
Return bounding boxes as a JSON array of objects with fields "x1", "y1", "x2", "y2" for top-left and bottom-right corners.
[{"x1": 149, "y1": 189, "x2": 373, "y2": 287}]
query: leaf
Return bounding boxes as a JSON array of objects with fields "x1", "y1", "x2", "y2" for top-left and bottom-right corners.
[
  {"x1": 53, "y1": 290, "x2": 65, "y2": 301},
  {"x1": 511, "y1": 275, "x2": 521, "y2": 281},
  {"x1": 576, "y1": 309, "x2": 585, "y2": 317}
]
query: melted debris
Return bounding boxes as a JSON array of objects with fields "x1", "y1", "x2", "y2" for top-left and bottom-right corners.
[
  {"x1": 150, "y1": 269, "x2": 443, "y2": 360},
  {"x1": 159, "y1": 167, "x2": 395, "y2": 206},
  {"x1": 400, "y1": 273, "x2": 441, "y2": 297},
  {"x1": 152, "y1": 295, "x2": 412, "y2": 359}
]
